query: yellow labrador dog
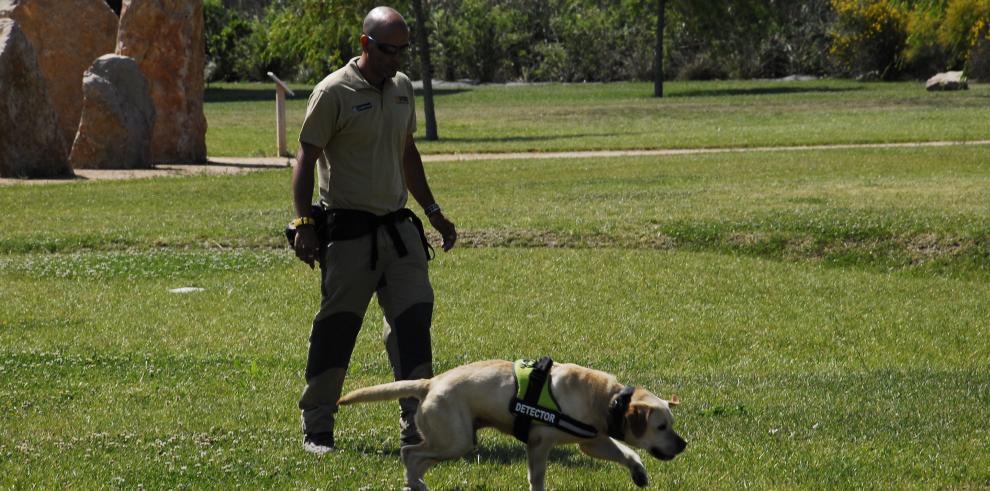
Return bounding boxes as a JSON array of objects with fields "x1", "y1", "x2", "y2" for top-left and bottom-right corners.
[{"x1": 338, "y1": 359, "x2": 686, "y2": 491}]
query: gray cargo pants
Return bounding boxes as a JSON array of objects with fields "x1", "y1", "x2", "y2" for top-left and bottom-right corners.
[{"x1": 298, "y1": 218, "x2": 434, "y2": 436}]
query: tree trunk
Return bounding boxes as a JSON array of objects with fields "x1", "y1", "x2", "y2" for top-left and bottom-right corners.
[
  {"x1": 411, "y1": 0, "x2": 438, "y2": 140},
  {"x1": 654, "y1": 0, "x2": 665, "y2": 98}
]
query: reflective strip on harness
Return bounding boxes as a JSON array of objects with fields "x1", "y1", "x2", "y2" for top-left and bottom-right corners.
[{"x1": 510, "y1": 357, "x2": 598, "y2": 442}]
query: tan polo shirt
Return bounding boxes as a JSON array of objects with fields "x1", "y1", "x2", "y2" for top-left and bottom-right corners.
[{"x1": 299, "y1": 58, "x2": 417, "y2": 215}]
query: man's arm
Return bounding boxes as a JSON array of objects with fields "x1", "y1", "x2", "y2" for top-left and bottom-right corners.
[
  {"x1": 403, "y1": 134, "x2": 456, "y2": 251},
  {"x1": 291, "y1": 141, "x2": 323, "y2": 267}
]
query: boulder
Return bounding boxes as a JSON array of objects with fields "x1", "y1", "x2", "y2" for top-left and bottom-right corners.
[
  {"x1": 69, "y1": 55, "x2": 155, "y2": 169},
  {"x1": 117, "y1": 0, "x2": 207, "y2": 163},
  {"x1": 0, "y1": 0, "x2": 119, "y2": 149},
  {"x1": 926, "y1": 71, "x2": 968, "y2": 91},
  {"x1": 0, "y1": 19, "x2": 71, "y2": 178}
]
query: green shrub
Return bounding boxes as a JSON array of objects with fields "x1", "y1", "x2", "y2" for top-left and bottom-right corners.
[
  {"x1": 829, "y1": 0, "x2": 909, "y2": 80},
  {"x1": 204, "y1": 0, "x2": 269, "y2": 81}
]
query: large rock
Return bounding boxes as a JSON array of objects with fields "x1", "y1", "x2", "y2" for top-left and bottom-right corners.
[
  {"x1": 117, "y1": 0, "x2": 207, "y2": 163},
  {"x1": 69, "y1": 55, "x2": 155, "y2": 169},
  {"x1": 926, "y1": 71, "x2": 968, "y2": 91},
  {"x1": 0, "y1": 0, "x2": 119, "y2": 150},
  {"x1": 0, "y1": 19, "x2": 71, "y2": 178}
]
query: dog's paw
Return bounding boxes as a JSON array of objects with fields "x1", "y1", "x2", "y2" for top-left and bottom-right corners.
[{"x1": 631, "y1": 465, "x2": 649, "y2": 487}]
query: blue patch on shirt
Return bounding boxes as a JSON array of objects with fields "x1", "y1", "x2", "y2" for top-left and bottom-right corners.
[{"x1": 353, "y1": 102, "x2": 373, "y2": 112}]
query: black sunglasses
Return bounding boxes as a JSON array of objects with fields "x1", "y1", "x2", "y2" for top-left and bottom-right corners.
[{"x1": 366, "y1": 34, "x2": 410, "y2": 56}]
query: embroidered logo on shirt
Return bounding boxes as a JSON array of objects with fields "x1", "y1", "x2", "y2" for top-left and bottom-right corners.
[
  {"x1": 352, "y1": 102, "x2": 373, "y2": 112},
  {"x1": 395, "y1": 96, "x2": 409, "y2": 104}
]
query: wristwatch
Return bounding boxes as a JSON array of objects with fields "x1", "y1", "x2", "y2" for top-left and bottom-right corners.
[
  {"x1": 292, "y1": 216, "x2": 316, "y2": 227},
  {"x1": 424, "y1": 203, "x2": 442, "y2": 216}
]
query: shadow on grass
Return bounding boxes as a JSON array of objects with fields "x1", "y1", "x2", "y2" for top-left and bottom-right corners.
[
  {"x1": 672, "y1": 86, "x2": 863, "y2": 98},
  {"x1": 438, "y1": 131, "x2": 649, "y2": 144},
  {"x1": 467, "y1": 440, "x2": 602, "y2": 469},
  {"x1": 205, "y1": 88, "x2": 314, "y2": 103},
  {"x1": 206, "y1": 87, "x2": 469, "y2": 103},
  {"x1": 347, "y1": 438, "x2": 603, "y2": 469}
]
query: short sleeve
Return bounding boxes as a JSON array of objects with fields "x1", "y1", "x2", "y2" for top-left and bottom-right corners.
[
  {"x1": 299, "y1": 89, "x2": 337, "y2": 148},
  {"x1": 406, "y1": 79, "x2": 417, "y2": 135}
]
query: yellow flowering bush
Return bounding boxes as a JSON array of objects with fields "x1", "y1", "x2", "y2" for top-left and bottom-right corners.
[{"x1": 830, "y1": 0, "x2": 909, "y2": 79}]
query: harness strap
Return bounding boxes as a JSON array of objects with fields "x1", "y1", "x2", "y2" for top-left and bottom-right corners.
[
  {"x1": 510, "y1": 357, "x2": 598, "y2": 443},
  {"x1": 606, "y1": 385, "x2": 636, "y2": 441}
]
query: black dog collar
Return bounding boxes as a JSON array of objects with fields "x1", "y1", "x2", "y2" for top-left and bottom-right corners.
[{"x1": 606, "y1": 385, "x2": 636, "y2": 440}]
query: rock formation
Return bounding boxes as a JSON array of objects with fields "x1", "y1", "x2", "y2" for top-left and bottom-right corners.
[
  {"x1": 926, "y1": 71, "x2": 968, "y2": 91},
  {"x1": 0, "y1": 0, "x2": 119, "y2": 149},
  {"x1": 70, "y1": 55, "x2": 155, "y2": 169},
  {"x1": 0, "y1": 19, "x2": 71, "y2": 178},
  {"x1": 117, "y1": 0, "x2": 207, "y2": 163}
]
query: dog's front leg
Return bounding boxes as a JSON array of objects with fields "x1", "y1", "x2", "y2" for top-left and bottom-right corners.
[
  {"x1": 579, "y1": 437, "x2": 649, "y2": 488},
  {"x1": 526, "y1": 435, "x2": 554, "y2": 491}
]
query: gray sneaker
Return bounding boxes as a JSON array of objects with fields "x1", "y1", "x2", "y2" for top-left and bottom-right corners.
[{"x1": 303, "y1": 432, "x2": 334, "y2": 455}]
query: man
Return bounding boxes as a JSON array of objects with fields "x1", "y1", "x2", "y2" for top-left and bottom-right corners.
[{"x1": 291, "y1": 6, "x2": 457, "y2": 455}]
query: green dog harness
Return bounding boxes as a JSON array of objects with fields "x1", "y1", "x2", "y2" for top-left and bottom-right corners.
[{"x1": 510, "y1": 357, "x2": 599, "y2": 442}]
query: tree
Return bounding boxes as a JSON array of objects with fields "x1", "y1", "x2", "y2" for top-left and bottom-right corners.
[
  {"x1": 410, "y1": 0, "x2": 438, "y2": 140},
  {"x1": 654, "y1": 0, "x2": 665, "y2": 97}
]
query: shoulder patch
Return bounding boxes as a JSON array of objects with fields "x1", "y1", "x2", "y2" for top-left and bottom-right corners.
[{"x1": 352, "y1": 102, "x2": 373, "y2": 112}]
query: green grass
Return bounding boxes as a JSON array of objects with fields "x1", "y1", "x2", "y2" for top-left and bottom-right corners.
[
  {"x1": 204, "y1": 80, "x2": 990, "y2": 156},
  {"x1": 2, "y1": 145, "x2": 987, "y2": 276},
  {"x1": 3, "y1": 80, "x2": 990, "y2": 488},
  {"x1": 2, "y1": 249, "x2": 988, "y2": 488}
]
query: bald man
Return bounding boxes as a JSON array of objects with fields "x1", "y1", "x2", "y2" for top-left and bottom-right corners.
[{"x1": 291, "y1": 6, "x2": 457, "y2": 455}]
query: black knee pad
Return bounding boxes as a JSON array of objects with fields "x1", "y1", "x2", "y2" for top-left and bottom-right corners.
[
  {"x1": 392, "y1": 302, "x2": 433, "y2": 379},
  {"x1": 306, "y1": 311, "x2": 362, "y2": 380}
]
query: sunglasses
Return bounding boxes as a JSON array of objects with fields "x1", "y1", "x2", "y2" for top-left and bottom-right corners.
[{"x1": 366, "y1": 34, "x2": 410, "y2": 56}]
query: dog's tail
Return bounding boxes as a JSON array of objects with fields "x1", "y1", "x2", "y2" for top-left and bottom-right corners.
[{"x1": 338, "y1": 379, "x2": 431, "y2": 406}]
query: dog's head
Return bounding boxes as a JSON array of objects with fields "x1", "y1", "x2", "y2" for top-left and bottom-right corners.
[{"x1": 623, "y1": 390, "x2": 687, "y2": 460}]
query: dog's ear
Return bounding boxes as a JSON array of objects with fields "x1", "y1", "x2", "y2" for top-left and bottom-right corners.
[
  {"x1": 626, "y1": 403, "x2": 651, "y2": 438},
  {"x1": 669, "y1": 395, "x2": 680, "y2": 407}
]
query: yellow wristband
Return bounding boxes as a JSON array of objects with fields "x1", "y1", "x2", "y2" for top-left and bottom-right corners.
[{"x1": 292, "y1": 216, "x2": 316, "y2": 227}]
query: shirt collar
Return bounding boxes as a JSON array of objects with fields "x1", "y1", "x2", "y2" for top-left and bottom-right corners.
[{"x1": 341, "y1": 57, "x2": 393, "y2": 93}]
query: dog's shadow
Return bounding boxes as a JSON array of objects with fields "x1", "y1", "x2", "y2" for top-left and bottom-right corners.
[
  {"x1": 356, "y1": 438, "x2": 606, "y2": 470},
  {"x1": 465, "y1": 440, "x2": 605, "y2": 469}
]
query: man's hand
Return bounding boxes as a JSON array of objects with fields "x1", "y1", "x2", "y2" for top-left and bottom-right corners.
[
  {"x1": 293, "y1": 226, "x2": 321, "y2": 268},
  {"x1": 428, "y1": 213, "x2": 457, "y2": 252}
]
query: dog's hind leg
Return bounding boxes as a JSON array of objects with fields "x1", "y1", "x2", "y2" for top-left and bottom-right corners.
[
  {"x1": 400, "y1": 401, "x2": 475, "y2": 490},
  {"x1": 578, "y1": 438, "x2": 649, "y2": 488}
]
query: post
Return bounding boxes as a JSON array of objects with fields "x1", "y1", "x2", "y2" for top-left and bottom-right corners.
[{"x1": 267, "y1": 72, "x2": 296, "y2": 158}]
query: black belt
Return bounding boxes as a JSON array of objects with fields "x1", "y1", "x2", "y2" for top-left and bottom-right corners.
[{"x1": 325, "y1": 208, "x2": 434, "y2": 270}]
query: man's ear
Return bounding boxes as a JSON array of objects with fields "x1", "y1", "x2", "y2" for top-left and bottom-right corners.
[{"x1": 626, "y1": 403, "x2": 651, "y2": 438}]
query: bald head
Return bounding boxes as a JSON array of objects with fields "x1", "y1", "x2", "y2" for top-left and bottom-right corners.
[{"x1": 363, "y1": 6, "x2": 408, "y2": 37}]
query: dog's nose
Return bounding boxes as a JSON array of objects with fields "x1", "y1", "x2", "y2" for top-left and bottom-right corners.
[{"x1": 675, "y1": 435, "x2": 687, "y2": 453}]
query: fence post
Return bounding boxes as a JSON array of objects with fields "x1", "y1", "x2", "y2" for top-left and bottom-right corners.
[{"x1": 267, "y1": 72, "x2": 296, "y2": 159}]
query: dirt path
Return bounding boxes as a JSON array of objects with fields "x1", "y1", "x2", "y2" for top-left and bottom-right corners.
[{"x1": 3, "y1": 140, "x2": 988, "y2": 185}]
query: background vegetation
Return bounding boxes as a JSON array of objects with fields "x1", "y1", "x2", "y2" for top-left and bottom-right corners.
[{"x1": 203, "y1": 0, "x2": 990, "y2": 83}]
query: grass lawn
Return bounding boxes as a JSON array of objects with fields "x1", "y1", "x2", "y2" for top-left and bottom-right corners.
[
  {"x1": 2, "y1": 80, "x2": 990, "y2": 488},
  {"x1": 1, "y1": 248, "x2": 988, "y2": 488},
  {"x1": 204, "y1": 79, "x2": 990, "y2": 157}
]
